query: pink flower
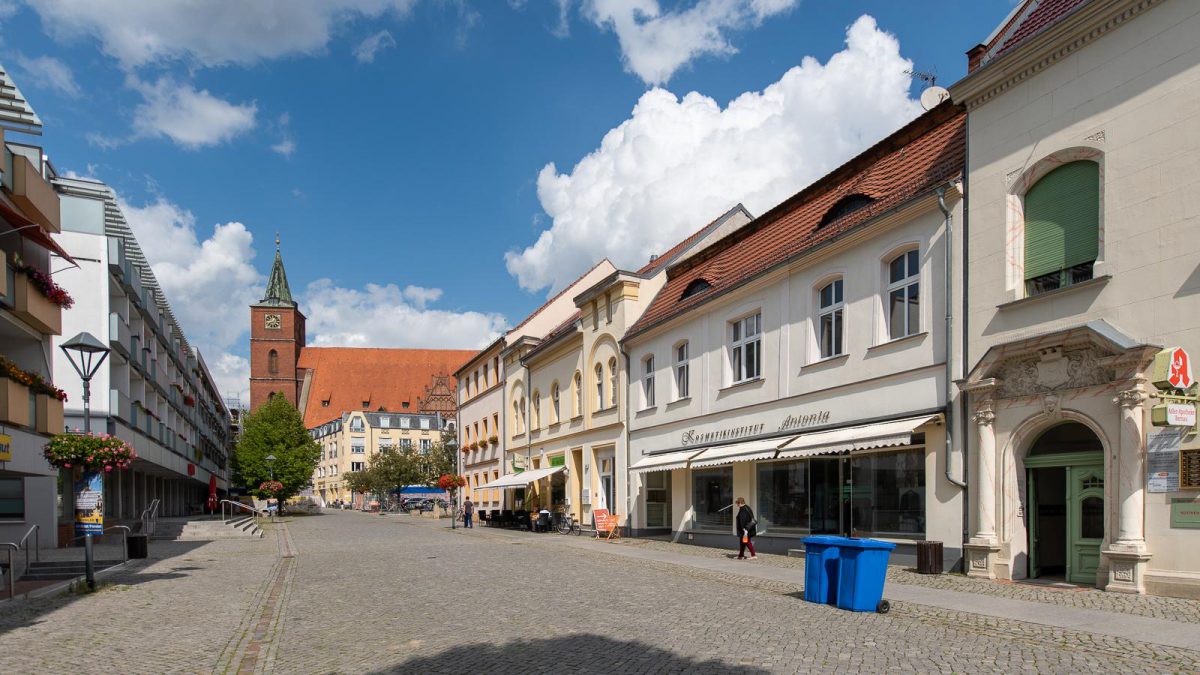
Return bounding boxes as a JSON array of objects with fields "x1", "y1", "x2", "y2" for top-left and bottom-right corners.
[
  {"x1": 104, "y1": 465, "x2": 112, "y2": 472},
  {"x1": 63, "y1": 463, "x2": 71, "y2": 469}
]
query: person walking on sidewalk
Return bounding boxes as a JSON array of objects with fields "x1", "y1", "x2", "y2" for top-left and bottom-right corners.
[
  {"x1": 735, "y1": 497, "x2": 757, "y2": 560},
  {"x1": 463, "y1": 498, "x2": 474, "y2": 528}
]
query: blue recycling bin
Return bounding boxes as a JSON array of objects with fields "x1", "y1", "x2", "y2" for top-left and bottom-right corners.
[
  {"x1": 835, "y1": 537, "x2": 896, "y2": 613},
  {"x1": 801, "y1": 535, "x2": 844, "y2": 605}
]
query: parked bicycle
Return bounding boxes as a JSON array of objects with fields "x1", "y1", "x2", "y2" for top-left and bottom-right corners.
[{"x1": 557, "y1": 511, "x2": 581, "y2": 535}]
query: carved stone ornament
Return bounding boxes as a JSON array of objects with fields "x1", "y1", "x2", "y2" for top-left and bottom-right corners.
[
  {"x1": 1084, "y1": 130, "x2": 1106, "y2": 143},
  {"x1": 970, "y1": 556, "x2": 988, "y2": 570},
  {"x1": 1113, "y1": 563, "x2": 1134, "y2": 582},
  {"x1": 972, "y1": 407, "x2": 996, "y2": 426},
  {"x1": 1042, "y1": 394, "x2": 1061, "y2": 417},
  {"x1": 995, "y1": 346, "x2": 1113, "y2": 399},
  {"x1": 1114, "y1": 388, "x2": 1146, "y2": 409}
]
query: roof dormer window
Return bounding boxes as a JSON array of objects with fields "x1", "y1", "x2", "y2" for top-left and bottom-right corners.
[
  {"x1": 818, "y1": 193, "x2": 874, "y2": 229},
  {"x1": 680, "y1": 278, "x2": 712, "y2": 300}
]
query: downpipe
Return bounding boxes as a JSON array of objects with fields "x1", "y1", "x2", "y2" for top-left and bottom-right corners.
[{"x1": 938, "y1": 185, "x2": 968, "y2": 491}]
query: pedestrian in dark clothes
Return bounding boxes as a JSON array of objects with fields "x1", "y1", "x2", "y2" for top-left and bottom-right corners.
[{"x1": 735, "y1": 497, "x2": 757, "y2": 560}]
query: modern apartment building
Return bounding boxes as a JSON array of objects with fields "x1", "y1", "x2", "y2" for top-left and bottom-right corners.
[
  {"x1": 51, "y1": 177, "x2": 232, "y2": 532},
  {"x1": 310, "y1": 410, "x2": 453, "y2": 507},
  {"x1": 0, "y1": 63, "x2": 75, "y2": 549}
]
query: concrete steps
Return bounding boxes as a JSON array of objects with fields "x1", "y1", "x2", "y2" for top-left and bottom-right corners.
[
  {"x1": 18, "y1": 559, "x2": 126, "y2": 581},
  {"x1": 152, "y1": 516, "x2": 263, "y2": 541}
]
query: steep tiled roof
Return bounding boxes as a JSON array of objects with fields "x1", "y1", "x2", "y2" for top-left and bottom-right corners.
[
  {"x1": 297, "y1": 347, "x2": 475, "y2": 427},
  {"x1": 636, "y1": 204, "x2": 751, "y2": 276},
  {"x1": 626, "y1": 103, "x2": 965, "y2": 340},
  {"x1": 986, "y1": 0, "x2": 1091, "y2": 63},
  {"x1": 508, "y1": 258, "x2": 613, "y2": 335}
]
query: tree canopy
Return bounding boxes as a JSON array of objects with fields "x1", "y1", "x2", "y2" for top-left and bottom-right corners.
[
  {"x1": 342, "y1": 437, "x2": 459, "y2": 501},
  {"x1": 233, "y1": 393, "x2": 321, "y2": 500}
]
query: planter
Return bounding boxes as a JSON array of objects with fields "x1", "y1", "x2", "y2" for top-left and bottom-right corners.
[
  {"x1": 13, "y1": 273, "x2": 62, "y2": 335},
  {"x1": 0, "y1": 377, "x2": 31, "y2": 427},
  {"x1": 36, "y1": 393, "x2": 64, "y2": 434}
]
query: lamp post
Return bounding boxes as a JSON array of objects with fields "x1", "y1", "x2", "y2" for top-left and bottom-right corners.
[
  {"x1": 265, "y1": 454, "x2": 276, "y2": 521},
  {"x1": 59, "y1": 332, "x2": 112, "y2": 591},
  {"x1": 266, "y1": 454, "x2": 276, "y2": 481}
]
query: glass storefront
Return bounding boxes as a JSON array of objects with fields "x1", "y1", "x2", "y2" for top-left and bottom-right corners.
[
  {"x1": 849, "y1": 450, "x2": 924, "y2": 536},
  {"x1": 692, "y1": 467, "x2": 732, "y2": 529}
]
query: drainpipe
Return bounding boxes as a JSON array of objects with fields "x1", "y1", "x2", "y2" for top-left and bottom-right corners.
[
  {"x1": 938, "y1": 185, "x2": 968, "y2": 491},
  {"x1": 621, "y1": 345, "x2": 632, "y2": 538}
]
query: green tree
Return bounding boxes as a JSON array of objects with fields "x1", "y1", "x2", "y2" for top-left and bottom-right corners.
[
  {"x1": 233, "y1": 393, "x2": 320, "y2": 500},
  {"x1": 345, "y1": 447, "x2": 425, "y2": 506}
]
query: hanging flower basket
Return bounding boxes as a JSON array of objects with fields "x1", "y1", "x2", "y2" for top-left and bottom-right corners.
[
  {"x1": 17, "y1": 265, "x2": 74, "y2": 309},
  {"x1": 436, "y1": 474, "x2": 467, "y2": 491},
  {"x1": 43, "y1": 433, "x2": 136, "y2": 472},
  {"x1": 258, "y1": 480, "x2": 284, "y2": 496}
]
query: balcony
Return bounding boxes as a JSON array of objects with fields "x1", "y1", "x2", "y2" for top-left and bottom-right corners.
[
  {"x1": 4, "y1": 147, "x2": 60, "y2": 233},
  {"x1": 109, "y1": 389, "x2": 131, "y2": 423},
  {"x1": 11, "y1": 265, "x2": 62, "y2": 335},
  {"x1": 109, "y1": 313, "x2": 131, "y2": 358},
  {"x1": 0, "y1": 377, "x2": 30, "y2": 427}
]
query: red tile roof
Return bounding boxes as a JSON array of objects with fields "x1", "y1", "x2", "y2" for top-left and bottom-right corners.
[
  {"x1": 636, "y1": 204, "x2": 751, "y2": 276},
  {"x1": 626, "y1": 103, "x2": 965, "y2": 340},
  {"x1": 988, "y1": 0, "x2": 1090, "y2": 61},
  {"x1": 297, "y1": 347, "x2": 475, "y2": 427}
]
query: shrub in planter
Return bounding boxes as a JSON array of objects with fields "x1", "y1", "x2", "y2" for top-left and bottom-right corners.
[
  {"x1": 488, "y1": 435, "x2": 499, "y2": 445},
  {"x1": 43, "y1": 433, "x2": 136, "y2": 472},
  {"x1": 17, "y1": 265, "x2": 74, "y2": 309}
]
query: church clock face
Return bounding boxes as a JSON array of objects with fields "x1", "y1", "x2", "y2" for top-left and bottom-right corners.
[{"x1": 264, "y1": 313, "x2": 281, "y2": 329}]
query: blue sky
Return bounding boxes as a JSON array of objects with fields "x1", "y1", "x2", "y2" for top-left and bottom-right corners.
[{"x1": 0, "y1": 0, "x2": 1012, "y2": 398}]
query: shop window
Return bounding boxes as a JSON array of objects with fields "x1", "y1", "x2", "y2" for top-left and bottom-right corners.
[
  {"x1": 849, "y1": 449, "x2": 925, "y2": 536},
  {"x1": 645, "y1": 471, "x2": 671, "y2": 528},
  {"x1": 674, "y1": 342, "x2": 689, "y2": 400},
  {"x1": 692, "y1": 467, "x2": 733, "y2": 530},
  {"x1": 0, "y1": 477, "x2": 24, "y2": 520},
  {"x1": 1023, "y1": 160, "x2": 1099, "y2": 296},
  {"x1": 730, "y1": 313, "x2": 762, "y2": 384},
  {"x1": 887, "y1": 250, "x2": 920, "y2": 339},
  {"x1": 817, "y1": 278, "x2": 844, "y2": 358},
  {"x1": 641, "y1": 355, "x2": 655, "y2": 408},
  {"x1": 757, "y1": 460, "x2": 809, "y2": 531}
]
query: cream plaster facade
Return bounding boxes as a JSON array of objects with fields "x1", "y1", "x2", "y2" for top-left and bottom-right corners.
[{"x1": 951, "y1": 0, "x2": 1200, "y2": 597}]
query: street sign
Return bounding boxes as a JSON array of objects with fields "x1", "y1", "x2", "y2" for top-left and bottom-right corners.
[
  {"x1": 1152, "y1": 403, "x2": 1198, "y2": 428},
  {"x1": 1153, "y1": 347, "x2": 1194, "y2": 391}
]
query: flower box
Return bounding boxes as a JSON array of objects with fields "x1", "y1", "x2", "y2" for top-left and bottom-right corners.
[
  {"x1": 36, "y1": 393, "x2": 63, "y2": 434},
  {"x1": 0, "y1": 377, "x2": 31, "y2": 427},
  {"x1": 13, "y1": 272, "x2": 62, "y2": 335},
  {"x1": 488, "y1": 435, "x2": 499, "y2": 445}
]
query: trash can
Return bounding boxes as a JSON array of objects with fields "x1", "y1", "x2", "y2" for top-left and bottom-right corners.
[
  {"x1": 801, "y1": 535, "x2": 844, "y2": 605},
  {"x1": 127, "y1": 533, "x2": 149, "y2": 559},
  {"x1": 835, "y1": 538, "x2": 896, "y2": 613},
  {"x1": 916, "y1": 540, "x2": 943, "y2": 574}
]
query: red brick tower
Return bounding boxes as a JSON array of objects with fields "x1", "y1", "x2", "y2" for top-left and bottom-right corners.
[{"x1": 250, "y1": 236, "x2": 306, "y2": 411}]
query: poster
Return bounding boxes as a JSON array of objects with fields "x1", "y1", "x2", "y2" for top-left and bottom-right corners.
[
  {"x1": 1147, "y1": 427, "x2": 1183, "y2": 493},
  {"x1": 74, "y1": 470, "x2": 104, "y2": 536}
]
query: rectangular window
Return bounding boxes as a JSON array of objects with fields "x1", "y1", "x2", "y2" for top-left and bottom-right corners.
[
  {"x1": 756, "y1": 460, "x2": 809, "y2": 531},
  {"x1": 420, "y1": 438, "x2": 432, "y2": 453},
  {"x1": 645, "y1": 471, "x2": 671, "y2": 528},
  {"x1": 730, "y1": 313, "x2": 762, "y2": 383},
  {"x1": 605, "y1": 292, "x2": 612, "y2": 323},
  {"x1": 351, "y1": 440, "x2": 365, "y2": 454},
  {"x1": 0, "y1": 477, "x2": 24, "y2": 520},
  {"x1": 818, "y1": 279, "x2": 844, "y2": 358},
  {"x1": 692, "y1": 467, "x2": 733, "y2": 530},
  {"x1": 379, "y1": 416, "x2": 390, "y2": 428},
  {"x1": 887, "y1": 250, "x2": 920, "y2": 339},
  {"x1": 674, "y1": 343, "x2": 689, "y2": 399},
  {"x1": 401, "y1": 439, "x2": 412, "y2": 450},
  {"x1": 400, "y1": 417, "x2": 411, "y2": 429},
  {"x1": 849, "y1": 449, "x2": 925, "y2": 537},
  {"x1": 483, "y1": 364, "x2": 489, "y2": 388},
  {"x1": 642, "y1": 356, "x2": 655, "y2": 408},
  {"x1": 351, "y1": 461, "x2": 365, "y2": 472},
  {"x1": 350, "y1": 418, "x2": 365, "y2": 432},
  {"x1": 420, "y1": 418, "x2": 430, "y2": 430}
]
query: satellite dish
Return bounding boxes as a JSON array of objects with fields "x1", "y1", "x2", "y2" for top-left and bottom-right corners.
[{"x1": 920, "y1": 86, "x2": 950, "y2": 111}]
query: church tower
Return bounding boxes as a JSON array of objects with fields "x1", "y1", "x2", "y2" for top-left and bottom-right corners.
[{"x1": 250, "y1": 236, "x2": 306, "y2": 412}]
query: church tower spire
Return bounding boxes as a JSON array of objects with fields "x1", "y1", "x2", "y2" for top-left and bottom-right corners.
[
  {"x1": 259, "y1": 233, "x2": 295, "y2": 307},
  {"x1": 250, "y1": 233, "x2": 306, "y2": 412}
]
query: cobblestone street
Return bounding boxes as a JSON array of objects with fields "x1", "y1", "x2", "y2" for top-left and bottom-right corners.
[{"x1": 3, "y1": 510, "x2": 1200, "y2": 674}]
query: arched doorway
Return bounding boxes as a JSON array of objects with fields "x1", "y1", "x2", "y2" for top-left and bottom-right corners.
[{"x1": 1025, "y1": 422, "x2": 1104, "y2": 584}]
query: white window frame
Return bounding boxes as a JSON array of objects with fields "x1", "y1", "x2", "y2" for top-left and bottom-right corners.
[
  {"x1": 608, "y1": 357, "x2": 618, "y2": 408},
  {"x1": 817, "y1": 278, "x2": 845, "y2": 359},
  {"x1": 594, "y1": 363, "x2": 604, "y2": 411},
  {"x1": 729, "y1": 312, "x2": 762, "y2": 384},
  {"x1": 550, "y1": 382, "x2": 560, "y2": 424},
  {"x1": 574, "y1": 371, "x2": 583, "y2": 417},
  {"x1": 531, "y1": 391, "x2": 541, "y2": 429},
  {"x1": 674, "y1": 341, "x2": 689, "y2": 400},
  {"x1": 886, "y1": 248, "x2": 920, "y2": 340},
  {"x1": 642, "y1": 355, "x2": 655, "y2": 409}
]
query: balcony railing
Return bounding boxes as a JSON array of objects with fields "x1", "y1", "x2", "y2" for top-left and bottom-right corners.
[
  {"x1": 10, "y1": 263, "x2": 62, "y2": 335},
  {"x1": 109, "y1": 313, "x2": 131, "y2": 358},
  {"x1": 3, "y1": 144, "x2": 60, "y2": 233}
]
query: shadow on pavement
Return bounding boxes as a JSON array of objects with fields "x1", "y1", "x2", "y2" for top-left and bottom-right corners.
[{"x1": 371, "y1": 634, "x2": 769, "y2": 674}]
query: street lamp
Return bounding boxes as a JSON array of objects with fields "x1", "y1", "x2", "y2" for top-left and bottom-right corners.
[
  {"x1": 59, "y1": 332, "x2": 110, "y2": 434},
  {"x1": 266, "y1": 454, "x2": 276, "y2": 480},
  {"x1": 58, "y1": 332, "x2": 111, "y2": 591}
]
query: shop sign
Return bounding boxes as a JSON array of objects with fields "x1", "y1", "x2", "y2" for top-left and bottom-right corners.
[
  {"x1": 1152, "y1": 403, "x2": 1197, "y2": 428},
  {"x1": 74, "y1": 470, "x2": 104, "y2": 536},
  {"x1": 1146, "y1": 428, "x2": 1182, "y2": 493},
  {"x1": 1170, "y1": 498, "x2": 1200, "y2": 529},
  {"x1": 680, "y1": 409, "x2": 832, "y2": 446},
  {"x1": 1153, "y1": 347, "x2": 1194, "y2": 391},
  {"x1": 0, "y1": 433, "x2": 10, "y2": 462}
]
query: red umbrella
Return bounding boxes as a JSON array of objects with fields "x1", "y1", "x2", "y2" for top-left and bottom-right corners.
[{"x1": 206, "y1": 475, "x2": 218, "y2": 513}]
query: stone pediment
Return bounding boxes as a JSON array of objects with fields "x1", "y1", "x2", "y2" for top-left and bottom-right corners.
[{"x1": 993, "y1": 346, "x2": 1111, "y2": 399}]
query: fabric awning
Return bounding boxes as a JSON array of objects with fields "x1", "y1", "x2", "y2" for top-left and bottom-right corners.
[
  {"x1": 629, "y1": 448, "x2": 704, "y2": 475},
  {"x1": 0, "y1": 198, "x2": 77, "y2": 266},
  {"x1": 481, "y1": 465, "x2": 564, "y2": 489},
  {"x1": 689, "y1": 438, "x2": 789, "y2": 469},
  {"x1": 776, "y1": 415, "x2": 940, "y2": 460}
]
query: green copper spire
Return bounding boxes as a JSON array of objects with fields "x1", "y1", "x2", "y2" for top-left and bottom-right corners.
[{"x1": 259, "y1": 233, "x2": 295, "y2": 307}]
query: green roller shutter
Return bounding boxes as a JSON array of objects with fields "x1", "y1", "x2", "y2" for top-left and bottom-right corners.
[{"x1": 1024, "y1": 161, "x2": 1100, "y2": 280}]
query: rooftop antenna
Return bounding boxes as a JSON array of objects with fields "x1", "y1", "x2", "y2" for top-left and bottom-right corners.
[{"x1": 907, "y1": 68, "x2": 950, "y2": 111}]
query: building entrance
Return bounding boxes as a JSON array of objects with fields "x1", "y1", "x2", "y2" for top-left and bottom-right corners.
[
  {"x1": 809, "y1": 458, "x2": 847, "y2": 536},
  {"x1": 1025, "y1": 423, "x2": 1104, "y2": 584}
]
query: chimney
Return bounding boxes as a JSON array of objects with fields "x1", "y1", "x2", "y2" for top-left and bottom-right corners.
[{"x1": 966, "y1": 44, "x2": 987, "y2": 74}]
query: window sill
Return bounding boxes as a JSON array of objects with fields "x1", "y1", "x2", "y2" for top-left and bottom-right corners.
[
  {"x1": 635, "y1": 405, "x2": 657, "y2": 415},
  {"x1": 997, "y1": 274, "x2": 1111, "y2": 310},
  {"x1": 667, "y1": 396, "x2": 691, "y2": 407},
  {"x1": 867, "y1": 331, "x2": 928, "y2": 352},
  {"x1": 801, "y1": 353, "x2": 849, "y2": 370},
  {"x1": 719, "y1": 377, "x2": 763, "y2": 393}
]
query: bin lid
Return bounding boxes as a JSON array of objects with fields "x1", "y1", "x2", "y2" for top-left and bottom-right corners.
[
  {"x1": 801, "y1": 535, "x2": 848, "y2": 546},
  {"x1": 836, "y1": 537, "x2": 897, "y2": 551}
]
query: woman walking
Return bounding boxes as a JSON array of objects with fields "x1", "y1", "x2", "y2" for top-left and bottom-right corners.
[{"x1": 735, "y1": 497, "x2": 757, "y2": 560}]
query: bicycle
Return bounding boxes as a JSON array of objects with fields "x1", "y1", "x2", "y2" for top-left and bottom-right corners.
[{"x1": 557, "y1": 511, "x2": 581, "y2": 535}]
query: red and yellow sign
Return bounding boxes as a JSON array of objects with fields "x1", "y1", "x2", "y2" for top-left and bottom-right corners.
[{"x1": 1154, "y1": 347, "x2": 1194, "y2": 391}]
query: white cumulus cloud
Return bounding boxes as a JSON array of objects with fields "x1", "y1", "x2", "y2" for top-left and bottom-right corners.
[
  {"x1": 15, "y1": 54, "x2": 81, "y2": 97},
  {"x1": 585, "y1": 0, "x2": 798, "y2": 85},
  {"x1": 506, "y1": 14, "x2": 922, "y2": 293},
  {"x1": 26, "y1": 0, "x2": 419, "y2": 69},
  {"x1": 354, "y1": 29, "x2": 396, "y2": 63},
  {"x1": 130, "y1": 77, "x2": 257, "y2": 149}
]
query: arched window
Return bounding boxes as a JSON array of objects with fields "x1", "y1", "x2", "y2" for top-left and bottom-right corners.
[
  {"x1": 573, "y1": 371, "x2": 583, "y2": 417},
  {"x1": 519, "y1": 398, "x2": 526, "y2": 432},
  {"x1": 887, "y1": 250, "x2": 919, "y2": 339},
  {"x1": 268, "y1": 349, "x2": 279, "y2": 375},
  {"x1": 608, "y1": 357, "x2": 618, "y2": 408},
  {"x1": 1024, "y1": 160, "x2": 1100, "y2": 295},
  {"x1": 594, "y1": 363, "x2": 604, "y2": 410},
  {"x1": 817, "y1": 278, "x2": 844, "y2": 358},
  {"x1": 512, "y1": 400, "x2": 521, "y2": 434},
  {"x1": 531, "y1": 391, "x2": 541, "y2": 429},
  {"x1": 550, "y1": 382, "x2": 561, "y2": 424},
  {"x1": 818, "y1": 193, "x2": 874, "y2": 229}
]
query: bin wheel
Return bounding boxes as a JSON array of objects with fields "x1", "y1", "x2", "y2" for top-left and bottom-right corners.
[{"x1": 876, "y1": 600, "x2": 890, "y2": 614}]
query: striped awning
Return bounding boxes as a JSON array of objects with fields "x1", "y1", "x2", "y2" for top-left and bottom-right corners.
[{"x1": 776, "y1": 415, "x2": 939, "y2": 460}]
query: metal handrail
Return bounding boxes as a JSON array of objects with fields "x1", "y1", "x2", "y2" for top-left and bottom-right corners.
[
  {"x1": 219, "y1": 499, "x2": 263, "y2": 526},
  {"x1": 140, "y1": 499, "x2": 160, "y2": 537},
  {"x1": 17, "y1": 524, "x2": 39, "y2": 571},
  {"x1": 1, "y1": 542, "x2": 18, "y2": 601},
  {"x1": 66, "y1": 525, "x2": 131, "y2": 556}
]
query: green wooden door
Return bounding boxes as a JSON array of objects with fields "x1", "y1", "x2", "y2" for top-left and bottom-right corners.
[
  {"x1": 1027, "y1": 469, "x2": 1041, "y2": 579},
  {"x1": 1067, "y1": 465, "x2": 1104, "y2": 584}
]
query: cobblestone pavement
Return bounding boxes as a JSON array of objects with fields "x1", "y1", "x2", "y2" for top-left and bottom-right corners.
[
  {"x1": 603, "y1": 537, "x2": 1200, "y2": 625},
  {"x1": 2, "y1": 511, "x2": 1199, "y2": 673}
]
